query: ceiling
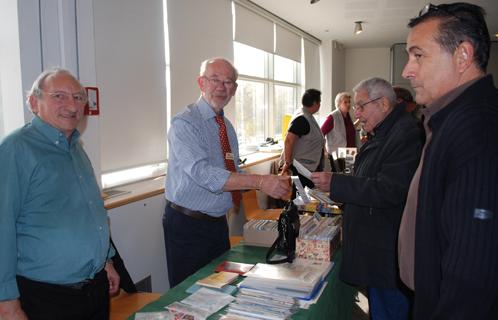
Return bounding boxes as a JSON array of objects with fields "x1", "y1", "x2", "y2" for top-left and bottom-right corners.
[{"x1": 250, "y1": 0, "x2": 498, "y2": 48}]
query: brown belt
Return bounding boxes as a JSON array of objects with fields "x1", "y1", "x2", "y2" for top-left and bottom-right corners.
[{"x1": 167, "y1": 201, "x2": 226, "y2": 222}]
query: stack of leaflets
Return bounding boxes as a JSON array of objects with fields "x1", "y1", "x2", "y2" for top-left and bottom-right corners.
[
  {"x1": 165, "y1": 287, "x2": 234, "y2": 319},
  {"x1": 299, "y1": 215, "x2": 341, "y2": 241},
  {"x1": 238, "y1": 258, "x2": 333, "y2": 300},
  {"x1": 225, "y1": 287, "x2": 298, "y2": 319}
]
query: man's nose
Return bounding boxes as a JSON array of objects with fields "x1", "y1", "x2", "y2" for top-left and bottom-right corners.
[{"x1": 402, "y1": 62, "x2": 414, "y2": 80}]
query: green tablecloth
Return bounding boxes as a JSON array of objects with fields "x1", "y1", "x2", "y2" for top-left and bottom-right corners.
[{"x1": 130, "y1": 245, "x2": 356, "y2": 320}]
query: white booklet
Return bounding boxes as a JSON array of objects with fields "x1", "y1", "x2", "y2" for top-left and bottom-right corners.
[{"x1": 292, "y1": 159, "x2": 312, "y2": 179}]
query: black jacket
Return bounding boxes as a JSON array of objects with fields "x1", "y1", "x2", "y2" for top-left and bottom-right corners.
[
  {"x1": 330, "y1": 104, "x2": 423, "y2": 288},
  {"x1": 414, "y1": 75, "x2": 498, "y2": 319}
]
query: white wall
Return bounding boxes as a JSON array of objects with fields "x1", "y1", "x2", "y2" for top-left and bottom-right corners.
[
  {"x1": 331, "y1": 40, "x2": 346, "y2": 106},
  {"x1": 109, "y1": 194, "x2": 169, "y2": 292},
  {"x1": 345, "y1": 47, "x2": 390, "y2": 92}
]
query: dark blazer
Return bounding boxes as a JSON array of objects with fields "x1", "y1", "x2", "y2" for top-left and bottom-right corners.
[
  {"x1": 414, "y1": 75, "x2": 498, "y2": 319},
  {"x1": 330, "y1": 104, "x2": 423, "y2": 288}
]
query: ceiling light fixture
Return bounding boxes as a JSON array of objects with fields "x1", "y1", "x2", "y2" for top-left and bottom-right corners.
[
  {"x1": 310, "y1": 0, "x2": 320, "y2": 4},
  {"x1": 354, "y1": 21, "x2": 363, "y2": 35}
]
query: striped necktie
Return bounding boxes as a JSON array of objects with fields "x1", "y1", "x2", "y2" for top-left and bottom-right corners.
[{"x1": 215, "y1": 115, "x2": 242, "y2": 208}]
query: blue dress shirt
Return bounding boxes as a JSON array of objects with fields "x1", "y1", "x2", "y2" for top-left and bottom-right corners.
[
  {"x1": 0, "y1": 116, "x2": 113, "y2": 301},
  {"x1": 165, "y1": 97, "x2": 240, "y2": 217}
]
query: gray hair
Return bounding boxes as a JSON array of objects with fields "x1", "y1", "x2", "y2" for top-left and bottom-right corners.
[
  {"x1": 199, "y1": 57, "x2": 238, "y2": 80},
  {"x1": 334, "y1": 92, "x2": 351, "y2": 109},
  {"x1": 25, "y1": 68, "x2": 81, "y2": 107},
  {"x1": 353, "y1": 77, "x2": 396, "y2": 107}
]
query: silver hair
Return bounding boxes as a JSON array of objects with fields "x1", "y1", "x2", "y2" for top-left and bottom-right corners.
[
  {"x1": 353, "y1": 77, "x2": 396, "y2": 107},
  {"x1": 199, "y1": 57, "x2": 238, "y2": 80},
  {"x1": 334, "y1": 92, "x2": 351, "y2": 108},
  {"x1": 25, "y1": 68, "x2": 82, "y2": 108}
]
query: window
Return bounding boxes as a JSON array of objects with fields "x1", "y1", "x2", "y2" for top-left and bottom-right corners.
[{"x1": 234, "y1": 42, "x2": 301, "y2": 154}]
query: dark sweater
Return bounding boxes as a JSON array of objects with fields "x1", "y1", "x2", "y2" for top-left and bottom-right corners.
[{"x1": 414, "y1": 75, "x2": 498, "y2": 319}]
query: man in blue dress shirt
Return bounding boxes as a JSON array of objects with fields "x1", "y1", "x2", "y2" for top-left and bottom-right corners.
[
  {"x1": 0, "y1": 69, "x2": 120, "y2": 319},
  {"x1": 164, "y1": 58, "x2": 291, "y2": 287}
]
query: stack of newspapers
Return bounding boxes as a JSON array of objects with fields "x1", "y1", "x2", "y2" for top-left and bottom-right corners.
[{"x1": 222, "y1": 259, "x2": 334, "y2": 319}]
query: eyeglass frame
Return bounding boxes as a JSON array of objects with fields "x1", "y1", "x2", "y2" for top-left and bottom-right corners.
[
  {"x1": 42, "y1": 90, "x2": 88, "y2": 105},
  {"x1": 202, "y1": 76, "x2": 237, "y2": 89},
  {"x1": 352, "y1": 96, "x2": 383, "y2": 112}
]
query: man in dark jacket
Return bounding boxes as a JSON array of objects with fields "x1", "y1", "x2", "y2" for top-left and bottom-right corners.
[
  {"x1": 312, "y1": 77, "x2": 423, "y2": 320},
  {"x1": 398, "y1": 3, "x2": 498, "y2": 319}
]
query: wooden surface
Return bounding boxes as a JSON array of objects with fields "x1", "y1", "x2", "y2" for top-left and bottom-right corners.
[
  {"x1": 110, "y1": 291, "x2": 162, "y2": 320},
  {"x1": 229, "y1": 236, "x2": 243, "y2": 247},
  {"x1": 242, "y1": 189, "x2": 282, "y2": 220}
]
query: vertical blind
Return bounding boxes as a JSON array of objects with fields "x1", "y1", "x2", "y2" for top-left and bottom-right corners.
[
  {"x1": 233, "y1": 0, "x2": 320, "y2": 88},
  {"x1": 304, "y1": 39, "x2": 320, "y2": 89},
  {"x1": 274, "y1": 24, "x2": 301, "y2": 62},
  {"x1": 93, "y1": 0, "x2": 167, "y2": 173}
]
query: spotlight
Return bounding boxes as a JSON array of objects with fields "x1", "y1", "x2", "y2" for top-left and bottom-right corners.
[{"x1": 354, "y1": 21, "x2": 363, "y2": 35}]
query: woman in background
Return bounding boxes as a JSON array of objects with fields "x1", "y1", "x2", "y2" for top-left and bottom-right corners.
[{"x1": 321, "y1": 92, "x2": 357, "y2": 171}]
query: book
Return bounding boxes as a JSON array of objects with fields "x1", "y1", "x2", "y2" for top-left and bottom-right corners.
[
  {"x1": 214, "y1": 261, "x2": 255, "y2": 275},
  {"x1": 196, "y1": 271, "x2": 239, "y2": 289}
]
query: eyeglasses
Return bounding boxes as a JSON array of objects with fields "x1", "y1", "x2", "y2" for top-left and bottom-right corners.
[
  {"x1": 203, "y1": 76, "x2": 236, "y2": 89},
  {"x1": 353, "y1": 96, "x2": 383, "y2": 112},
  {"x1": 44, "y1": 91, "x2": 88, "y2": 105}
]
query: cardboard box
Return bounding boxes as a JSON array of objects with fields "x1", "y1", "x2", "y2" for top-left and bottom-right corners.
[
  {"x1": 296, "y1": 229, "x2": 341, "y2": 261},
  {"x1": 243, "y1": 219, "x2": 278, "y2": 247}
]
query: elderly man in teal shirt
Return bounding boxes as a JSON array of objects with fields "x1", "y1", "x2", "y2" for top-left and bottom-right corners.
[{"x1": 0, "y1": 68, "x2": 119, "y2": 319}]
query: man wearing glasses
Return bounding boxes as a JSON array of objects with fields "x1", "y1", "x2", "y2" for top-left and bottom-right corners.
[
  {"x1": 398, "y1": 3, "x2": 498, "y2": 319},
  {"x1": 164, "y1": 58, "x2": 291, "y2": 287},
  {"x1": 311, "y1": 77, "x2": 422, "y2": 320},
  {"x1": 0, "y1": 68, "x2": 120, "y2": 319}
]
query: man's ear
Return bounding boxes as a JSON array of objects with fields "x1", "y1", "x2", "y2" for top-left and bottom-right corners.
[
  {"x1": 29, "y1": 95, "x2": 39, "y2": 114},
  {"x1": 381, "y1": 96, "x2": 391, "y2": 112},
  {"x1": 197, "y1": 76, "x2": 205, "y2": 91},
  {"x1": 455, "y1": 41, "x2": 475, "y2": 72}
]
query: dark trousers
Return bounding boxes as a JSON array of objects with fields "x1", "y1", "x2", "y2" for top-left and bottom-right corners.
[
  {"x1": 328, "y1": 154, "x2": 338, "y2": 172},
  {"x1": 17, "y1": 269, "x2": 109, "y2": 320},
  {"x1": 368, "y1": 286, "x2": 410, "y2": 320},
  {"x1": 163, "y1": 205, "x2": 230, "y2": 288}
]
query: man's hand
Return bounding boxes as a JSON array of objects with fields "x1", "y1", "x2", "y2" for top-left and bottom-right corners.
[
  {"x1": 279, "y1": 162, "x2": 291, "y2": 176},
  {"x1": 311, "y1": 172, "x2": 333, "y2": 193},
  {"x1": 260, "y1": 175, "x2": 291, "y2": 199},
  {"x1": 105, "y1": 261, "x2": 120, "y2": 296},
  {"x1": 0, "y1": 299, "x2": 28, "y2": 320}
]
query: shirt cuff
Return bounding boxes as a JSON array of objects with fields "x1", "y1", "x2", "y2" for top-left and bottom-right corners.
[{"x1": 0, "y1": 278, "x2": 20, "y2": 301}]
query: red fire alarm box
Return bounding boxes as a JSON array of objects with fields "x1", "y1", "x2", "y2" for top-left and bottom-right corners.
[{"x1": 85, "y1": 87, "x2": 100, "y2": 115}]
